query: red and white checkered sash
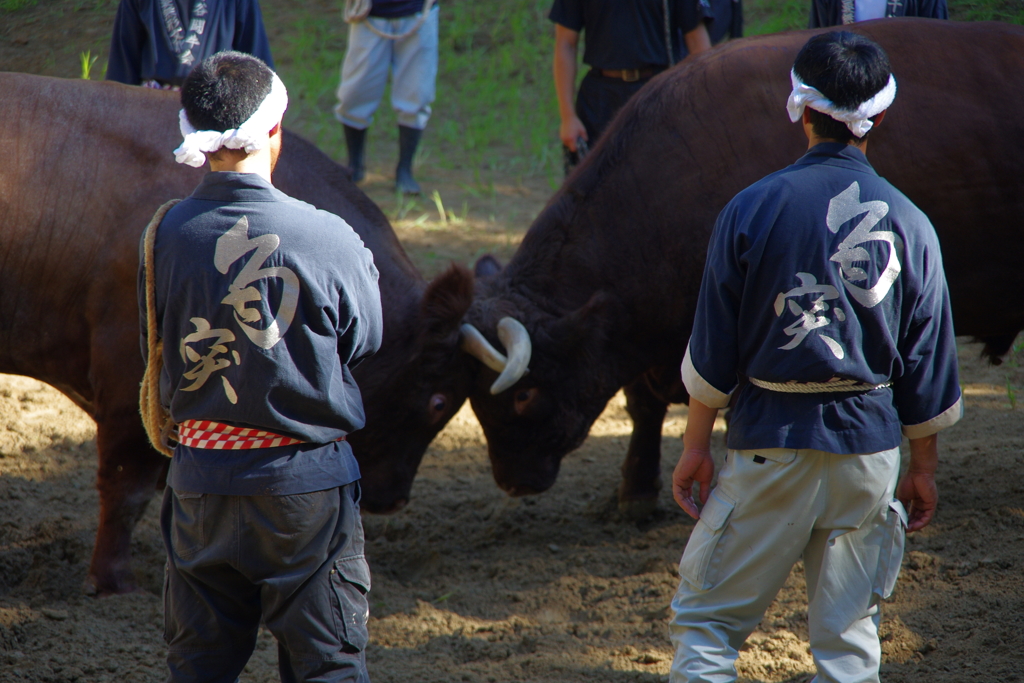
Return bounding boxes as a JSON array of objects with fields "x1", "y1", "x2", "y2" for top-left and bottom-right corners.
[{"x1": 178, "y1": 420, "x2": 305, "y2": 450}]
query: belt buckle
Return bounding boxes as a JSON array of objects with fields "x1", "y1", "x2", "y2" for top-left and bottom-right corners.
[{"x1": 622, "y1": 68, "x2": 640, "y2": 82}]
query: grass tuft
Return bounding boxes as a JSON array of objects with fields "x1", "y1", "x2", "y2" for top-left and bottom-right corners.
[
  {"x1": 80, "y1": 50, "x2": 98, "y2": 79},
  {"x1": 0, "y1": 0, "x2": 36, "y2": 11}
]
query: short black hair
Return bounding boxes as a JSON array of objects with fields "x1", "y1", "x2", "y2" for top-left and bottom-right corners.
[
  {"x1": 793, "y1": 31, "x2": 892, "y2": 144},
  {"x1": 180, "y1": 51, "x2": 274, "y2": 132}
]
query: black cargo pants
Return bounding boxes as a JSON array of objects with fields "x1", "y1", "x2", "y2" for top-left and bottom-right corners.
[{"x1": 161, "y1": 482, "x2": 371, "y2": 683}]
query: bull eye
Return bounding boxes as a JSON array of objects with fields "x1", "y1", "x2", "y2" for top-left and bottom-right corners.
[
  {"x1": 428, "y1": 393, "x2": 447, "y2": 423},
  {"x1": 513, "y1": 387, "x2": 538, "y2": 415}
]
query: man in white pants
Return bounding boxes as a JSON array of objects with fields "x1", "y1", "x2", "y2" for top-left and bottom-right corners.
[
  {"x1": 669, "y1": 31, "x2": 962, "y2": 683},
  {"x1": 335, "y1": 0, "x2": 438, "y2": 194}
]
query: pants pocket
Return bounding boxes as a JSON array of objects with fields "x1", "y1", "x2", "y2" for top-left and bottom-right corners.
[
  {"x1": 873, "y1": 499, "x2": 908, "y2": 600},
  {"x1": 170, "y1": 490, "x2": 205, "y2": 560},
  {"x1": 678, "y1": 488, "x2": 737, "y2": 590},
  {"x1": 331, "y1": 555, "x2": 372, "y2": 653}
]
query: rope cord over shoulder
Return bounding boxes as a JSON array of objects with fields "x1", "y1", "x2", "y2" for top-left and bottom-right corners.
[
  {"x1": 344, "y1": 0, "x2": 436, "y2": 41},
  {"x1": 139, "y1": 199, "x2": 182, "y2": 458}
]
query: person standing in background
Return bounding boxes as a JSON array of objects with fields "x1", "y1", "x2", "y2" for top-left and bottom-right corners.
[
  {"x1": 552, "y1": 0, "x2": 742, "y2": 175},
  {"x1": 107, "y1": 0, "x2": 274, "y2": 88},
  {"x1": 809, "y1": 0, "x2": 947, "y2": 28},
  {"x1": 335, "y1": 0, "x2": 439, "y2": 195}
]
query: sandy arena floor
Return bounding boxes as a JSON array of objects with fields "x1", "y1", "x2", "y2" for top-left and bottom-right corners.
[{"x1": 0, "y1": 338, "x2": 1022, "y2": 682}]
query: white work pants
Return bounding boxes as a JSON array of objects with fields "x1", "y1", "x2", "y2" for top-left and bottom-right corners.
[
  {"x1": 334, "y1": 6, "x2": 439, "y2": 131},
  {"x1": 669, "y1": 447, "x2": 907, "y2": 683}
]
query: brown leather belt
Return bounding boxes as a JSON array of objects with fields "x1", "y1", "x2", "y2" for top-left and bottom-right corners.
[{"x1": 598, "y1": 68, "x2": 660, "y2": 82}]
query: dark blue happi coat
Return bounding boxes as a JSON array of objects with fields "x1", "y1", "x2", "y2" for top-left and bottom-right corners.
[
  {"x1": 138, "y1": 173, "x2": 383, "y2": 495},
  {"x1": 682, "y1": 143, "x2": 962, "y2": 454},
  {"x1": 107, "y1": 0, "x2": 274, "y2": 86}
]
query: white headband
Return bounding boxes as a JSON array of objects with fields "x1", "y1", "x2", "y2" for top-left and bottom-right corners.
[
  {"x1": 786, "y1": 69, "x2": 896, "y2": 138},
  {"x1": 173, "y1": 72, "x2": 289, "y2": 167}
]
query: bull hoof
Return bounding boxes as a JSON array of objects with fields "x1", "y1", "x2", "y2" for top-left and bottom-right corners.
[
  {"x1": 83, "y1": 571, "x2": 140, "y2": 597},
  {"x1": 617, "y1": 496, "x2": 659, "y2": 521}
]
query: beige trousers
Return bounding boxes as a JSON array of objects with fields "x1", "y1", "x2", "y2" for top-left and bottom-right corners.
[{"x1": 669, "y1": 447, "x2": 906, "y2": 683}]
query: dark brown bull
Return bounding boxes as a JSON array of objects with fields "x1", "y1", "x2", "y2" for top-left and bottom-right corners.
[
  {"x1": 460, "y1": 20, "x2": 1024, "y2": 516},
  {"x1": 0, "y1": 73, "x2": 475, "y2": 594}
]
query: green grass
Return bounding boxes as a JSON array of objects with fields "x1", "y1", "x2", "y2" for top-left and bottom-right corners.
[
  {"x1": 745, "y1": 0, "x2": 811, "y2": 34},
  {"x1": 0, "y1": 0, "x2": 36, "y2": 10},
  {"x1": 745, "y1": 0, "x2": 1024, "y2": 32},
  {"x1": 0, "y1": 0, "x2": 116, "y2": 13},
  {"x1": 266, "y1": 0, "x2": 1024, "y2": 181},
  {"x1": 6, "y1": 0, "x2": 1021, "y2": 177},
  {"x1": 270, "y1": 0, "x2": 561, "y2": 181}
]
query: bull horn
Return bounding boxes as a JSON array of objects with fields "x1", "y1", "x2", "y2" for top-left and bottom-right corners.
[
  {"x1": 460, "y1": 324, "x2": 508, "y2": 374},
  {"x1": 490, "y1": 317, "x2": 531, "y2": 395}
]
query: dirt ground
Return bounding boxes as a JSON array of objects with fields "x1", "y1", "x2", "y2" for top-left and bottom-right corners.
[
  {"x1": 2, "y1": 339, "x2": 1023, "y2": 683},
  {"x1": 3, "y1": 3, "x2": 1024, "y2": 682}
]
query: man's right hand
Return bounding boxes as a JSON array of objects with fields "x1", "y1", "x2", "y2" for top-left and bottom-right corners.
[
  {"x1": 674, "y1": 398, "x2": 720, "y2": 519},
  {"x1": 896, "y1": 469, "x2": 938, "y2": 532},
  {"x1": 898, "y1": 433, "x2": 940, "y2": 532},
  {"x1": 560, "y1": 117, "x2": 588, "y2": 152},
  {"x1": 673, "y1": 445, "x2": 715, "y2": 520}
]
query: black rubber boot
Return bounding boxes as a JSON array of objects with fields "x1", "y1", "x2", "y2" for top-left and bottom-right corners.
[
  {"x1": 395, "y1": 125, "x2": 423, "y2": 195},
  {"x1": 343, "y1": 125, "x2": 367, "y2": 183}
]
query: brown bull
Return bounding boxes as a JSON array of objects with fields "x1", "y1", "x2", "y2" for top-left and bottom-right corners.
[
  {"x1": 460, "y1": 20, "x2": 1024, "y2": 516},
  {"x1": 0, "y1": 73, "x2": 475, "y2": 594}
]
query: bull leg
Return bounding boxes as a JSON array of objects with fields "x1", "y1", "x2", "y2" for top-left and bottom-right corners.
[
  {"x1": 617, "y1": 376, "x2": 669, "y2": 520},
  {"x1": 86, "y1": 413, "x2": 167, "y2": 596}
]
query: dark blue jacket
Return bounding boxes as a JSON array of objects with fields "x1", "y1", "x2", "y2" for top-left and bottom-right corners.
[
  {"x1": 683, "y1": 144, "x2": 962, "y2": 454},
  {"x1": 139, "y1": 173, "x2": 383, "y2": 495},
  {"x1": 107, "y1": 0, "x2": 274, "y2": 86}
]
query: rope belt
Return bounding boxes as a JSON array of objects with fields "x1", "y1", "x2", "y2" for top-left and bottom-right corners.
[
  {"x1": 749, "y1": 377, "x2": 892, "y2": 394},
  {"x1": 178, "y1": 420, "x2": 345, "y2": 450}
]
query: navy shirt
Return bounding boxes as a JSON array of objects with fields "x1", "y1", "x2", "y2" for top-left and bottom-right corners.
[
  {"x1": 549, "y1": 0, "x2": 740, "y2": 69},
  {"x1": 139, "y1": 172, "x2": 383, "y2": 495},
  {"x1": 107, "y1": 0, "x2": 275, "y2": 86},
  {"x1": 369, "y1": 0, "x2": 435, "y2": 18},
  {"x1": 682, "y1": 143, "x2": 962, "y2": 454}
]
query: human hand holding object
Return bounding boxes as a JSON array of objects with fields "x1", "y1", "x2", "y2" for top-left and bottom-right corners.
[{"x1": 672, "y1": 446, "x2": 715, "y2": 520}]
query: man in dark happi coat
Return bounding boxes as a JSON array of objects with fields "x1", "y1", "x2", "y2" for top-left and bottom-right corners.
[
  {"x1": 139, "y1": 51, "x2": 381, "y2": 681},
  {"x1": 668, "y1": 32, "x2": 961, "y2": 682}
]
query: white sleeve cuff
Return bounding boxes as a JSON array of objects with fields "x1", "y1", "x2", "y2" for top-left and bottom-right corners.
[
  {"x1": 681, "y1": 342, "x2": 733, "y2": 409},
  {"x1": 901, "y1": 394, "x2": 964, "y2": 440}
]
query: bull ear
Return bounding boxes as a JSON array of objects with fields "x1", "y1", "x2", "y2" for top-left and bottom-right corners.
[
  {"x1": 473, "y1": 254, "x2": 503, "y2": 279},
  {"x1": 421, "y1": 263, "x2": 475, "y2": 340}
]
